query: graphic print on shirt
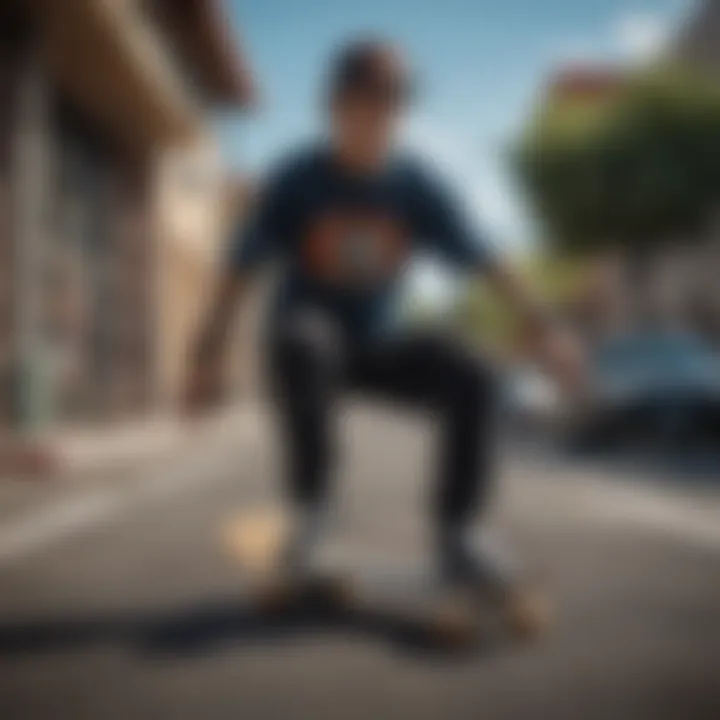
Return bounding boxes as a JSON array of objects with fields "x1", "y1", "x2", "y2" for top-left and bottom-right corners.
[{"x1": 301, "y1": 209, "x2": 410, "y2": 289}]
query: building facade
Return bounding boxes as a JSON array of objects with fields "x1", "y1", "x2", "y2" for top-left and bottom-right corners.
[
  {"x1": 0, "y1": 0, "x2": 252, "y2": 433},
  {"x1": 539, "y1": 43, "x2": 720, "y2": 344}
]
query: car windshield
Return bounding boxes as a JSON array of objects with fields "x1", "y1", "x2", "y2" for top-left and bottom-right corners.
[{"x1": 596, "y1": 335, "x2": 713, "y2": 376}]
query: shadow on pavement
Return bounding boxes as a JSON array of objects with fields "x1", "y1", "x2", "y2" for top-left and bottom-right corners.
[
  {"x1": 512, "y1": 432, "x2": 720, "y2": 487},
  {"x1": 0, "y1": 596, "x2": 510, "y2": 662},
  {"x1": 565, "y1": 446, "x2": 720, "y2": 488}
]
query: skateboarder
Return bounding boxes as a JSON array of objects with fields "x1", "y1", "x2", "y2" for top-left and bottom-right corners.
[{"x1": 185, "y1": 39, "x2": 584, "y2": 599}]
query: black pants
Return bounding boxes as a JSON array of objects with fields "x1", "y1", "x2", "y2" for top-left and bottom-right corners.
[{"x1": 269, "y1": 310, "x2": 498, "y2": 529}]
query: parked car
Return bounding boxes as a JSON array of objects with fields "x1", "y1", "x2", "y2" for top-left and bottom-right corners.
[{"x1": 570, "y1": 331, "x2": 720, "y2": 449}]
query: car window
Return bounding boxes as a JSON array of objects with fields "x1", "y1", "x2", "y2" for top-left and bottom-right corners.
[{"x1": 597, "y1": 336, "x2": 716, "y2": 377}]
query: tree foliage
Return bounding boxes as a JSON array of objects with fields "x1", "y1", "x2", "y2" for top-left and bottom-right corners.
[
  {"x1": 455, "y1": 254, "x2": 591, "y2": 350},
  {"x1": 515, "y1": 64, "x2": 720, "y2": 256}
]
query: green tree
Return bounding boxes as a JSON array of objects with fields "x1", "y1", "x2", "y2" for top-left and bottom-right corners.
[
  {"x1": 456, "y1": 254, "x2": 590, "y2": 352},
  {"x1": 515, "y1": 64, "x2": 720, "y2": 259}
]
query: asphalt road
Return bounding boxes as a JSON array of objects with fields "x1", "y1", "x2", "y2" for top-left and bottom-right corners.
[{"x1": 1, "y1": 404, "x2": 719, "y2": 720}]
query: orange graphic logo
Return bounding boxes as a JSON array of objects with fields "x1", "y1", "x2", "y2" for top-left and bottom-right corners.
[{"x1": 303, "y1": 210, "x2": 409, "y2": 287}]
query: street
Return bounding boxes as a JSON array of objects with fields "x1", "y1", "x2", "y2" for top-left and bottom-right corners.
[{"x1": 1, "y1": 404, "x2": 719, "y2": 720}]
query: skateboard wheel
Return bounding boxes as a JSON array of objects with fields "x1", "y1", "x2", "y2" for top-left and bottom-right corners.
[
  {"x1": 429, "y1": 595, "x2": 476, "y2": 649},
  {"x1": 253, "y1": 574, "x2": 295, "y2": 614},
  {"x1": 253, "y1": 572, "x2": 353, "y2": 614},
  {"x1": 431, "y1": 618, "x2": 473, "y2": 649},
  {"x1": 505, "y1": 588, "x2": 550, "y2": 639},
  {"x1": 311, "y1": 574, "x2": 354, "y2": 608}
]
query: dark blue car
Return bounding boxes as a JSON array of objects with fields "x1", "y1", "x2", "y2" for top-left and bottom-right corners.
[{"x1": 572, "y1": 332, "x2": 720, "y2": 448}]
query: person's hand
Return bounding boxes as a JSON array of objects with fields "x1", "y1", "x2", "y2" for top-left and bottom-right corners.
[
  {"x1": 181, "y1": 272, "x2": 245, "y2": 420},
  {"x1": 0, "y1": 439, "x2": 60, "y2": 479},
  {"x1": 534, "y1": 326, "x2": 587, "y2": 401},
  {"x1": 182, "y1": 356, "x2": 225, "y2": 420}
]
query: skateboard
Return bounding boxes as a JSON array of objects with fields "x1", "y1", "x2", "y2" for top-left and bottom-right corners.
[{"x1": 220, "y1": 508, "x2": 550, "y2": 650}]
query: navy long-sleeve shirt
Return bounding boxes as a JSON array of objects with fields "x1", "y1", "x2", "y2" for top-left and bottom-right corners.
[{"x1": 229, "y1": 144, "x2": 495, "y2": 341}]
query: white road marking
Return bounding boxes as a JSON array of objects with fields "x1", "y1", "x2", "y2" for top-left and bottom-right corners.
[
  {"x1": 0, "y1": 491, "x2": 121, "y2": 563},
  {"x1": 0, "y1": 442, "x2": 253, "y2": 565},
  {"x1": 574, "y1": 476, "x2": 720, "y2": 552},
  {"x1": 508, "y1": 457, "x2": 720, "y2": 554},
  {"x1": 0, "y1": 422, "x2": 718, "y2": 564}
]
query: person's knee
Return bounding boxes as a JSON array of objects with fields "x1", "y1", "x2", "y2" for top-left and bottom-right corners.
[
  {"x1": 449, "y1": 348, "x2": 497, "y2": 411},
  {"x1": 276, "y1": 310, "x2": 344, "y2": 376},
  {"x1": 404, "y1": 333, "x2": 497, "y2": 408}
]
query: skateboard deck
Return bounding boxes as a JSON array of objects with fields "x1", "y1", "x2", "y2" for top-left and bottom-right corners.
[{"x1": 220, "y1": 507, "x2": 550, "y2": 650}]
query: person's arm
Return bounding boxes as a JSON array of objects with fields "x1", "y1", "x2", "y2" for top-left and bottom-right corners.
[
  {"x1": 414, "y1": 164, "x2": 585, "y2": 392},
  {"x1": 183, "y1": 158, "x2": 299, "y2": 415},
  {"x1": 184, "y1": 270, "x2": 249, "y2": 416},
  {"x1": 483, "y1": 262, "x2": 585, "y2": 393}
]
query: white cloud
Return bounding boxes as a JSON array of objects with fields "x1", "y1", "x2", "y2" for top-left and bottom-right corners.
[
  {"x1": 551, "y1": 8, "x2": 675, "y2": 68},
  {"x1": 614, "y1": 11, "x2": 672, "y2": 61}
]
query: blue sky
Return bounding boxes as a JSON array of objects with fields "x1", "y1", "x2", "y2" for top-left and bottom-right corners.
[{"x1": 218, "y1": 0, "x2": 689, "y2": 301}]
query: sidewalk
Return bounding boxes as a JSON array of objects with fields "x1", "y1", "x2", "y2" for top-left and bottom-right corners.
[
  {"x1": 0, "y1": 405, "x2": 261, "y2": 482},
  {"x1": 0, "y1": 405, "x2": 264, "y2": 561}
]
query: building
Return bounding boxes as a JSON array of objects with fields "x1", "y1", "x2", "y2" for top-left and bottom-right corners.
[
  {"x1": 536, "y1": 46, "x2": 720, "y2": 343},
  {"x1": 675, "y1": 0, "x2": 720, "y2": 68},
  {"x1": 156, "y1": 135, "x2": 232, "y2": 409},
  {"x1": 0, "y1": 0, "x2": 253, "y2": 435},
  {"x1": 660, "y1": 0, "x2": 720, "y2": 342}
]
